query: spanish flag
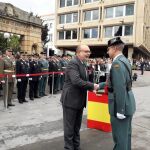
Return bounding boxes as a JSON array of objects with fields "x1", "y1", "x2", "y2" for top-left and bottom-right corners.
[{"x1": 87, "y1": 91, "x2": 112, "y2": 132}]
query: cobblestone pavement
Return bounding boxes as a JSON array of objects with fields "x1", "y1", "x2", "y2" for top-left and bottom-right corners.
[{"x1": 0, "y1": 71, "x2": 149, "y2": 150}]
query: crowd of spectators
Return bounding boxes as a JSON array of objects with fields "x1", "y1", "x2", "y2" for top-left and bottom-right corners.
[{"x1": 0, "y1": 49, "x2": 150, "y2": 108}]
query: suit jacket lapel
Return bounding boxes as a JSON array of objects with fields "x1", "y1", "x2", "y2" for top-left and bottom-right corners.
[{"x1": 75, "y1": 56, "x2": 88, "y2": 80}]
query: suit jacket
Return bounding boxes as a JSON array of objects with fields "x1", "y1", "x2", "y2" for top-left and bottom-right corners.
[
  {"x1": 60, "y1": 56, "x2": 94, "y2": 109},
  {"x1": 29, "y1": 60, "x2": 41, "y2": 81},
  {"x1": 108, "y1": 55, "x2": 136, "y2": 116},
  {"x1": 16, "y1": 59, "x2": 28, "y2": 80}
]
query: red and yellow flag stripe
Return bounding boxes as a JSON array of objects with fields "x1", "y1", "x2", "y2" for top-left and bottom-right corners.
[{"x1": 87, "y1": 91, "x2": 112, "y2": 132}]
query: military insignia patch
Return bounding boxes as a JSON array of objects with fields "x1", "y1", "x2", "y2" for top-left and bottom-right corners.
[{"x1": 113, "y1": 64, "x2": 120, "y2": 68}]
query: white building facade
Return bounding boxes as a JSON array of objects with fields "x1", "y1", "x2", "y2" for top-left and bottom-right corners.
[{"x1": 41, "y1": 14, "x2": 62, "y2": 56}]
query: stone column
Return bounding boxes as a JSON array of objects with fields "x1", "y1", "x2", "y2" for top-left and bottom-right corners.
[{"x1": 128, "y1": 46, "x2": 134, "y2": 65}]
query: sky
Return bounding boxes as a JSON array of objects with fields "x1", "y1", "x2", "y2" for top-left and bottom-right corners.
[{"x1": 0, "y1": 0, "x2": 55, "y2": 15}]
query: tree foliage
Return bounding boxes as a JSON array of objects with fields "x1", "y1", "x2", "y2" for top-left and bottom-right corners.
[
  {"x1": 9, "y1": 35, "x2": 21, "y2": 52},
  {"x1": 0, "y1": 33, "x2": 21, "y2": 53},
  {"x1": 41, "y1": 24, "x2": 49, "y2": 47}
]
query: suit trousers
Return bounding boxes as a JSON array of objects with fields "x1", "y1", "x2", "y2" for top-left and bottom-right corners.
[
  {"x1": 111, "y1": 116, "x2": 133, "y2": 150},
  {"x1": 17, "y1": 79, "x2": 28, "y2": 102},
  {"x1": 29, "y1": 80, "x2": 39, "y2": 98},
  {"x1": 63, "y1": 106, "x2": 83, "y2": 150}
]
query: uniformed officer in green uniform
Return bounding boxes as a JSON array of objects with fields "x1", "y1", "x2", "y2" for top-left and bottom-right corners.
[
  {"x1": 2, "y1": 48, "x2": 15, "y2": 107},
  {"x1": 38, "y1": 52, "x2": 49, "y2": 97},
  {"x1": 107, "y1": 37, "x2": 136, "y2": 150}
]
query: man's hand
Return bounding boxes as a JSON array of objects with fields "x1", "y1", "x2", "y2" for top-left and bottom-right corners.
[
  {"x1": 94, "y1": 84, "x2": 99, "y2": 91},
  {"x1": 116, "y1": 113, "x2": 126, "y2": 119}
]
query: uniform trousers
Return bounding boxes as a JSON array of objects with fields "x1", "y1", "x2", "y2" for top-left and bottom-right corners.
[
  {"x1": 3, "y1": 82, "x2": 14, "y2": 106},
  {"x1": 111, "y1": 116, "x2": 132, "y2": 150},
  {"x1": 39, "y1": 76, "x2": 47, "y2": 96},
  {"x1": 63, "y1": 106, "x2": 83, "y2": 150}
]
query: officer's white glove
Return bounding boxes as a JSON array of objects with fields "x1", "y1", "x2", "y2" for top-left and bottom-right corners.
[
  {"x1": 17, "y1": 79, "x2": 21, "y2": 82},
  {"x1": 116, "y1": 113, "x2": 126, "y2": 119},
  {"x1": 1, "y1": 80, "x2": 5, "y2": 84}
]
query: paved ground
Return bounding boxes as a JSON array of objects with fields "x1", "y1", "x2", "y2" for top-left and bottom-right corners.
[{"x1": 0, "y1": 70, "x2": 150, "y2": 150}]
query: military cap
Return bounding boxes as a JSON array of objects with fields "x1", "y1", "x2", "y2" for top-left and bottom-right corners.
[{"x1": 108, "y1": 37, "x2": 124, "y2": 47}]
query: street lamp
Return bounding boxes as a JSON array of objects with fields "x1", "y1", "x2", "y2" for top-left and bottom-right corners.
[{"x1": 4, "y1": 32, "x2": 10, "y2": 48}]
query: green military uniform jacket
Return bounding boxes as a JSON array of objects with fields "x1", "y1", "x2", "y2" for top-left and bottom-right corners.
[
  {"x1": 108, "y1": 55, "x2": 136, "y2": 116},
  {"x1": 39, "y1": 58, "x2": 49, "y2": 77},
  {"x1": 3, "y1": 56, "x2": 15, "y2": 82}
]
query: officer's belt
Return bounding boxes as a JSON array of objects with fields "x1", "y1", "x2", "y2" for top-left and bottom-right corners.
[{"x1": 42, "y1": 69, "x2": 48, "y2": 70}]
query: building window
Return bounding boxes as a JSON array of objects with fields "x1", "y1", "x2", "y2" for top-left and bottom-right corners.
[
  {"x1": 66, "y1": 30, "x2": 71, "y2": 39},
  {"x1": 85, "y1": 0, "x2": 91, "y2": 3},
  {"x1": 124, "y1": 25, "x2": 133, "y2": 36},
  {"x1": 84, "y1": 28, "x2": 91, "y2": 38},
  {"x1": 115, "y1": 6, "x2": 124, "y2": 17},
  {"x1": 114, "y1": 26, "x2": 122, "y2": 36},
  {"x1": 73, "y1": 13, "x2": 78, "y2": 22},
  {"x1": 59, "y1": 29, "x2": 77, "y2": 40},
  {"x1": 84, "y1": 9, "x2": 99, "y2": 21},
  {"x1": 60, "y1": 0, "x2": 78, "y2": 7},
  {"x1": 67, "y1": 0, "x2": 72, "y2": 6},
  {"x1": 72, "y1": 30, "x2": 77, "y2": 39},
  {"x1": 105, "y1": 27, "x2": 113, "y2": 37},
  {"x1": 60, "y1": 12, "x2": 78, "y2": 24},
  {"x1": 92, "y1": 28, "x2": 98, "y2": 38},
  {"x1": 126, "y1": 4, "x2": 134, "y2": 16},
  {"x1": 93, "y1": 9, "x2": 99, "y2": 20},
  {"x1": 105, "y1": 4, "x2": 134, "y2": 19},
  {"x1": 105, "y1": 7, "x2": 114, "y2": 18},
  {"x1": 83, "y1": 27, "x2": 98, "y2": 38},
  {"x1": 84, "y1": 11, "x2": 91, "y2": 21},
  {"x1": 66, "y1": 13, "x2": 72, "y2": 23},
  {"x1": 84, "y1": 0, "x2": 99, "y2": 3},
  {"x1": 59, "y1": 31, "x2": 64, "y2": 39},
  {"x1": 104, "y1": 25, "x2": 133, "y2": 37},
  {"x1": 74, "y1": 0, "x2": 78, "y2": 5},
  {"x1": 60, "y1": 15, "x2": 65, "y2": 24},
  {"x1": 60, "y1": 0, "x2": 65, "y2": 8}
]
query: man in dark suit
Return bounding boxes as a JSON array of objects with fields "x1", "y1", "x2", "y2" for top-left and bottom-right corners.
[
  {"x1": 107, "y1": 37, "x2": 136, "y2": 150},
  {"x1": 29, "y1": 54, "x2": 41, "y2": 100},
  {"x1": 16, "y1": 52, "x2": 29, "y2": 103},
  {"x1": 60, "y1": 45, "x2": 100, "y2": 150}
]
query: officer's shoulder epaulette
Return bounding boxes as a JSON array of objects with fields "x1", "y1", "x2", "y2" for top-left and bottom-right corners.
[{"x1": 113, "y1": 63, "x2": 120, "y2": 69}]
